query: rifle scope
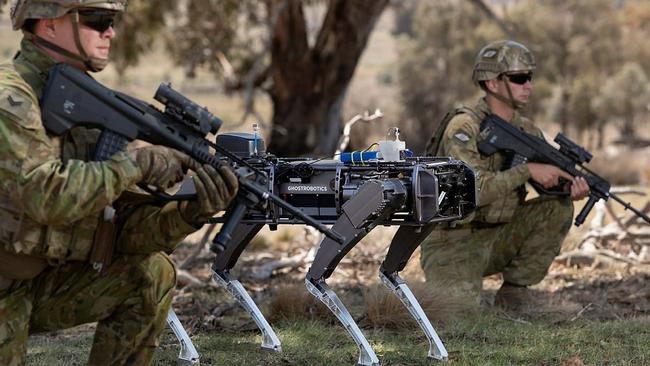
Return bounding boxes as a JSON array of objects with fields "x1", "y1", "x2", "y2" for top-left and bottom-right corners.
[
  {"x1": 554, "y1": 133, "x2": 592, "y2": 164},
  {"x1": 154, "y1": 83, "x2": 222, "y2": 135}
]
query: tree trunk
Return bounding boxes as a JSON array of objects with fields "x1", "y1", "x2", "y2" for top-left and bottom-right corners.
[
  {"x1": 268, "y1": 0, "x2": 389, "y2": 157},
  {"x1": 621, "y1": 111, "x2": 636, "y2": 143},
  {"x1": 559, "y1": 84, "x2": 570, "y2": 133},
  {"x1": 597, "y1": 120, "x2": 604, "y2": 149}
]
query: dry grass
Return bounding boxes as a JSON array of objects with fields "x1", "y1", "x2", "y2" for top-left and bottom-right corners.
[
  {"x1": 266, "y1": 283, "x2": 331, "y2": 322},
  {"x1": 363, "y1": 281, "x2": 474, "y2": 329},
  {"x1": 247, "y1": 235, "x2": 271, "y2": 251}
]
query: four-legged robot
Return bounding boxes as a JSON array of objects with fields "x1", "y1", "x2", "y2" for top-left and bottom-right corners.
[{"x1": 167, "y1": 133, "x2": 477, "y2": 365}]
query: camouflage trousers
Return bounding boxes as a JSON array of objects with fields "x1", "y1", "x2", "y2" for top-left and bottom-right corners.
[
  {"x1": 420, "y1": 196, "x2": 573, "y2": 306},
  {"x1": 0, "y1": 252, "x2": 176, "y2": 366}
]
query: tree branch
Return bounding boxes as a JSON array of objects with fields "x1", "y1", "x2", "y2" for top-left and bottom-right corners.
[{"x1": 467, "y1": 0, "x2": 516, "y2": 38}]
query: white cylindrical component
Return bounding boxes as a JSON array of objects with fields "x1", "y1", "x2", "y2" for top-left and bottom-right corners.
[{"x1": 378, "y1": 139, "x2": 406, "y2": 161}]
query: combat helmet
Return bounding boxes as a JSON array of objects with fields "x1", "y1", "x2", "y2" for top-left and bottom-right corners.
[
  {"x1": 10, "y1": 0, "x2": 127, "y2": 72},
  {"x1": 471, "y1": 40, "x2": 536, "y2": 109}
]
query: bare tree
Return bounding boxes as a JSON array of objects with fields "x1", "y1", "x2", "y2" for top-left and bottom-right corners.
[
  {"x1": 108, "y1": 0, "x2": 389, "y2": 157},
  {"x1": 268, "y1": 0, "x2": 389, "y2": 156}
]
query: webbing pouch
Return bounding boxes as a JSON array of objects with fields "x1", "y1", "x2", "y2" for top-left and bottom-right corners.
[{"x1": 90, "y1": 210, "x2": 117, "y2": 274}]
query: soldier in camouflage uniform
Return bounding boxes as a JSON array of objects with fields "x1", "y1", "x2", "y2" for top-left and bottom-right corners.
[
  {"x1": 420, "y1": 40, "x2": 590, "y2": 310},
  {"x1": 0, "y1": 1, "x2": 239, "y2": 365}
]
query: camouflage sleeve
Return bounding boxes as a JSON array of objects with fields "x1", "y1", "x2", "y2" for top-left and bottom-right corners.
[
  {"x1": 439, "y1": 115, "x2": 531, "y2": 207},
  {"x1": 0, "y1": 86, "x2": 142, "y2": 226},
  {"x1": 115, "y1": 197, "x2": 198, "y2": 254}
]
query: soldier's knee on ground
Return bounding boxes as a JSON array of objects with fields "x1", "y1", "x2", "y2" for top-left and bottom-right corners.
[{"x1": 136, "y1": 252, "x2": 176, "y2": 315}]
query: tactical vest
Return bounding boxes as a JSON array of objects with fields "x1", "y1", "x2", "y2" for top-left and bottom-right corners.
[
  {"x1": 426, "y1": 105, "x2": 527, "y2": 224},
  {"x1": 0, "y1": 59, "x2": 115, "y2": 280}
]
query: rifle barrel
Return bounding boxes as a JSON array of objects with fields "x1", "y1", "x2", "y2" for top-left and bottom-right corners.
[{"x1": 609, "y1": 193, "x2": 650, "y2": 224}]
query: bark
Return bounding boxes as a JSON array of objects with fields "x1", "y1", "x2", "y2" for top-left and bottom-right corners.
[{"x1": 268, "y1": 0, "x2": 389, "y2": 156}]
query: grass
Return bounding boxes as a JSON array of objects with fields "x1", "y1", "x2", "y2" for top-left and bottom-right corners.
[{"x1": 26, "y1": 311, "x2": 650, "y2": 365}]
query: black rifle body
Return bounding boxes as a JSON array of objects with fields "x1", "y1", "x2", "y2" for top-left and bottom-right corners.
[{"x1": 477, "y1": 114, "x2": 650, "y2": 226}]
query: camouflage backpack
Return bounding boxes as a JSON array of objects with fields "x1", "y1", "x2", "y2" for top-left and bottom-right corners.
[{"x1": 424, "y1": 106, "x2": 481, "y2": 156}]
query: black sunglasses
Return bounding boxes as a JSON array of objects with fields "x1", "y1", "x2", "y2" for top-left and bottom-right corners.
[
  {"x1": 504, "y1": 73, "x2": 533, "y2": 85},
  {"x1": 76, "y1": 9, "x2": 118, "y2": 33}
]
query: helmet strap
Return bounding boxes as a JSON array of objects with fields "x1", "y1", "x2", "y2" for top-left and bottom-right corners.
[
  {"x1": 504, "y1": 81, "x2": 526, "y2": 109},
  {"x1": 24, "y1": 30, "x2": 87, "y2": 67},
  {"x1": 485, "y1": 76, "x2": 527, "y2": 110}
]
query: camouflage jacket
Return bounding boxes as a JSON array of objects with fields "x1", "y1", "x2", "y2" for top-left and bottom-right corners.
[
  {"x1": 0, "y1": 39, "x2": 196, "y2": 272},
  {"x1": 429, "y1": 98, "x2": 542, "y2": 223}
]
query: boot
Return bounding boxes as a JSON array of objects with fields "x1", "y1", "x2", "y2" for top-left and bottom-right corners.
[{"x1": 494, "y1": 282, "x2": 533, "y2": 312}]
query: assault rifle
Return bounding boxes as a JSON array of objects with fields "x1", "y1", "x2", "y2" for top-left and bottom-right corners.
[
  {"x1": 477, "y1": 114, "x2": 650, "y2": 226},
  {"x1": 40, "y1": 63, "x2": 478, "y2": 365}
]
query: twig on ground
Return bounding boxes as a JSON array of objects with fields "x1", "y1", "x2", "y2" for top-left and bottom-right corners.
[
  {"x1": 555, "y1": 248, "x2": 640, "y2": 267},
  {"x1": 245, "y1": 227, "x2": 322, "y2": 280},
  {"x1": 569, "y1": 302, "x2": 593, "y2": 322},
  {"x1": 246, "y1": 247, "x2": 316, "y2": 280},
  {"x1": 177, "y1": 223, "x2": 218, "y2": 269},
  {"x1": 177, "y1": 268, "x2": 218, "y2": 289},
  {"x1": 497, "y1": 312, "x2": 532, "y2": 325}
]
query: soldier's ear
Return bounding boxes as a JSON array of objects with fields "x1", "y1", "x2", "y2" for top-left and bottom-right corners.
[
  {"x1": 38, "y1": 15, "x2": 71, "y2": 40},
  {"x1": 485, "y1": 79, "x2": 500, "y2": 94},
  {"x1": 34, "y1": 18, "x2": 57, "y2": 38}
]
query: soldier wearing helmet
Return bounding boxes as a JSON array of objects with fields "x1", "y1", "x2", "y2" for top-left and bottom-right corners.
[
  {"x1": 420, "y1": 40, "x2": 589, "y2": 311},
  {"x1": 11, "y1": 0, "x2": 127, "y2": 72},
  {"x1": 0, "y1": 1, "x2": 238, "y2": 364}
]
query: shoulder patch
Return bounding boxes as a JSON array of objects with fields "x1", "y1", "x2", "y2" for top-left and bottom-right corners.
[{"x1": 0, "y1": 88, "x2": 39, "y2": 129}]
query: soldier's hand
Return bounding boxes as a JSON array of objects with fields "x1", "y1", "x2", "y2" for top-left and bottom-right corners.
[
  {"x1": 567, "y1": 176, "x2": 590, "y2": 201},
  {"x1": 179, "y1": 163, "x2": 239, "y2": 225},
  {"x1": 527, "y1": 163, "x2": 573, "y2": 189},
  {"x1": 130, "y1": 146, "x2": 194, "y2": 189}
]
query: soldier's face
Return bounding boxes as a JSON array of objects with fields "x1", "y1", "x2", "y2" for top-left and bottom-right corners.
[
  {"x1": 499, "y1": 73, "x2": 533, "y2": 104},
  {"x1": 485, "y1": 73, "x2": 533, "y2": 107},
  {"x1": 38, "y1": 11, "x2": 116, "y2": 70}
]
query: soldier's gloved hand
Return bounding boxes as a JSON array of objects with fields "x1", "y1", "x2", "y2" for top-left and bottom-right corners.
[
  {"x1": 179, "y1": 163, "x2": 239, "y2": 225},
  {"x1": 130, "y1": 146, "x2": 193, "y2": 189}
]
